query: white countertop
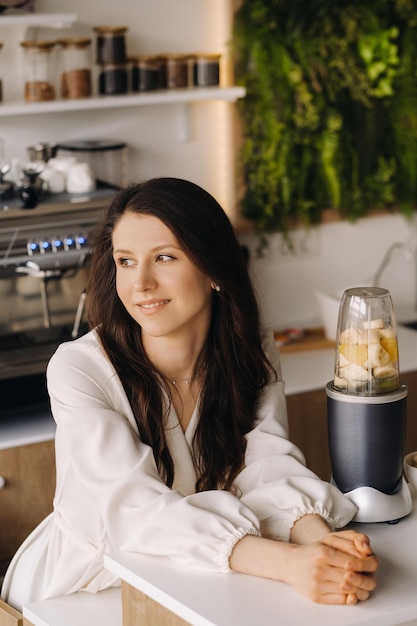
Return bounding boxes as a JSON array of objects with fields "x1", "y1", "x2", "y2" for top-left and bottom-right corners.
[
  {"x1": 105, "y1": 490, "x2": 417, "y2": 626},
  {"x1": 23, "y1": 587, "x2": 122, "y2": 626},
  {"x1": 281, "y1": 325, "x2": 417, "y2": 395}
]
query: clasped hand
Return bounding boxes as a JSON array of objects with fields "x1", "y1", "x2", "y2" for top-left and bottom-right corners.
[{"x1": 288, "y1": 529, "x2": 379, "y2": 605}]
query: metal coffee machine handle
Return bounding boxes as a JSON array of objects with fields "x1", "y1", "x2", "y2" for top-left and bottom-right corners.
[
  {"x1": 72, "y1": 289, "x2": 87, "y2": 338},
  {"x1": 15, "y1": 261, "x2": 63, "y2": 329}
]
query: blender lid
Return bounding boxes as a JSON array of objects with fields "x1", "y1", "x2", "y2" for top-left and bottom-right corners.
[
  {"x1": 326, "y1": 381, "x2": 407, "y2": 403},
  {"x1": 344, "y1": 286, "x2": 389, "y2": 298},
  {"x1": 57, "y1": 140, "x2": 126, "y2": 152}
]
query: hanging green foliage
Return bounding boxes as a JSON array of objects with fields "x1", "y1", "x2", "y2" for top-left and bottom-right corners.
[{"x1": 233, "y1": 0, "x2": 417, "y2": 235}]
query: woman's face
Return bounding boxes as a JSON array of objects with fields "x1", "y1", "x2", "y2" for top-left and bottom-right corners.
[{"x1": 112, "y1": 211, "x2": 213, "y2": 342}]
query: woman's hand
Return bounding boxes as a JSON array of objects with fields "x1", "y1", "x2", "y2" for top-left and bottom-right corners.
[
  {"x1": 289, "y1": 515, "x2": 379, "y2": 603},
  {"x1": 230, "y1": 524, "x2": 379, "y2": 605},
  {"x1": 319, "y1": 529, "x2": 378, "y2": 604},
  {"x1": 320, "y1": 529, "x2": 374, "y2": 559},
  {"x1": 285, "y1": 534, "x2": 378, "y2": 604}
]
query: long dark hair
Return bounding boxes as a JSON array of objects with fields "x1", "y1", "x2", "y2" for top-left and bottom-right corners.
[{"x1": 87, "y1": 178, "x2": 274, "y2": 491}]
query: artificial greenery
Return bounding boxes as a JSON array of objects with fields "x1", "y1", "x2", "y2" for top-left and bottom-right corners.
[{"x1": 233, "y1": 0, "x2": 417, "y2": 235}]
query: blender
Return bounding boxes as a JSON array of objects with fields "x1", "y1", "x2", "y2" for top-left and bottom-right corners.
[{"x1": 326, "y1": 287, "x2": 412, "y2": 523}]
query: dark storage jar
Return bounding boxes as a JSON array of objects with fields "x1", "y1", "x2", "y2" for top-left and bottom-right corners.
[
  {"x1": 153, "y1": 55, "x2": 167, "y2": 89},
  {"x1": 165, "y1": 54, "x2": 193, "y2": 89},
  {"x1": 0, "y1": 42, "x2": 3, "y2": 101},
  {"x1": 193, "y1": 53, "x2": 221, "y2": 87},
  {"x1": 131, "y1": 56, "x2": 160, "y2": 92},
  {"x1": 94, "y1": 26, "x2": 127, "y2": 64},
  {"x1": 58, "y1": 37, "x2": 92, "y2": 99},
  {"x1": 98, "y1": 63, "x2": 128, "y2": 95}
]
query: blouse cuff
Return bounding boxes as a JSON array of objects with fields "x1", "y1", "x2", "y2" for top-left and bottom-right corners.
[
  {"x1": 282, "y1": 503, "x2": 348, "y2": 542},
  {"x1": 222, "y1": 527, "x2": 262, "y2": 573}
]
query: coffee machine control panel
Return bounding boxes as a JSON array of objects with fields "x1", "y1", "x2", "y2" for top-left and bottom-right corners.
[
  {"x1": 0, "y1": 215, "x2": 100, "y2": 276},
  {"x1": 27, "y1": 233, "x2": 89, "y2": 256}
]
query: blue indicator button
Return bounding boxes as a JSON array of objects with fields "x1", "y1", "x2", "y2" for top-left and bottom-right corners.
[
  {"x1": 64, "y1": 237, "x2": 76, "y2": 249},
  {"x1": 27, "y1": 241, "x2": 40, "y2": 254},
  {"x1": 41, "y1": 240, "x2": 52, "y2": 252}
]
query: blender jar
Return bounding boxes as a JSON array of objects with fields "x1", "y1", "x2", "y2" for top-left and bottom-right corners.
[
  {"x1": 20, "y1": 40, "x2": 57, "y2": 102},
  {"x1": 333, "y1": 287, "x2": 400, "y2": 395}
]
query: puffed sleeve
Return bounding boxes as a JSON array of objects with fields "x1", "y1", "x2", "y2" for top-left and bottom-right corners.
[
  {"x1": 235, "y1": 331, "x2": 357, "y2": 541},
  {"x1": 47, "y1": 333, "x2": 261, "y2": 575}
]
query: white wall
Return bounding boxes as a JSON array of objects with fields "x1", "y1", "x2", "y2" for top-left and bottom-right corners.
[{"x1": 242, "y1": 212, "x2": 417, "y2": 330}]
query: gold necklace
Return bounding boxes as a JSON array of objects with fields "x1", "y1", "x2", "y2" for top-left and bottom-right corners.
[{"x1": 165, "y1": 362, "x2": 206, "y2": 386}]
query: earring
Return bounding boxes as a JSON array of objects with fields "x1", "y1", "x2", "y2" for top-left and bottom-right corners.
[{"x1": 211, "y1": 282, "x2": 221, "y2": 292}]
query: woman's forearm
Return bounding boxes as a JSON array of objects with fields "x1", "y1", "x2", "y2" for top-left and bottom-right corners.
[
  {"x1": 229, "y1": 520, "x2": 379, "y2": 605},
  {"x1": 289, "y1": 513, "x2": 331, "y2": 544},
  {"x1": 229, "y1": 534, "x2": 294, "y2": 582}
]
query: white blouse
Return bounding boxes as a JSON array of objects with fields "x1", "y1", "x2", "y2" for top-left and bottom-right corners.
[{"x1": 1, "y1": 329, "x2": 356, "y2": 611}]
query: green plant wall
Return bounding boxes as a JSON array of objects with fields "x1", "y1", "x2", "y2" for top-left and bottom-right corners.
[{"x1": 233, "y1": 0, "x2": 417, "y2": 235}]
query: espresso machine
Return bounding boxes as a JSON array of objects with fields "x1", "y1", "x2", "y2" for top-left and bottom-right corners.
[
  {"x1": 326, "y1": 287, "x2": 412, "y2": 523},
  {"x1": 0, "y1": 190, "x2": 114, "y2": 415}
]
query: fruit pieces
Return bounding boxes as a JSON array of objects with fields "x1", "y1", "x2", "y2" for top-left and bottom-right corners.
[{"x1": 334, "y1": 318, "x2": 399, "y2": 393}]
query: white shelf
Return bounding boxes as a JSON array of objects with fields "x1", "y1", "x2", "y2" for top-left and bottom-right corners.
[
  {"x1": 0, "y1": 12, "x2": 77, "y2": 27},
  {"x1": 0, "y1": 87, "x2": 246, "y2": 117}
]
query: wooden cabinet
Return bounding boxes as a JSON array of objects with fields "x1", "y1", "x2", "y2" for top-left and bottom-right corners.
[
  {"x1": 286, "y1": 370, "x2": 417, "y2": 481},
  {"x1": 286, "y1": 387, "x2": 331, "y2": 481},
  {"x1": 0, "y1": 440, "x2": 55, "y2": 570},
  {"x1": 402, "y1": 371, "x2": 417, "y2": 453}
]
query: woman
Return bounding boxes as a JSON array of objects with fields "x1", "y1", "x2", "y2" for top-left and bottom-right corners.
[{"x1": 1, "y1": 178, "x2": 378, "y2": 610}]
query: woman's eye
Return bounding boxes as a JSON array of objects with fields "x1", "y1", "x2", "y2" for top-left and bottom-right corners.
[
  {"x1": 156, "y1": 254, "x2": 174, "y2": 262},
  {"x1": 118, "y1": 257, "x2": 134, "y2": 267}
]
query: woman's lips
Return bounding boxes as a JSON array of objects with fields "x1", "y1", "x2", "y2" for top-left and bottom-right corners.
[{"x1": 137, "y1": 299, "x2": 169, "y2": 314}]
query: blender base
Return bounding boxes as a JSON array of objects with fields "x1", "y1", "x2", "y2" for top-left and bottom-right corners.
[{"x1": 332, "y1": 476, "x2": 412, "y2": 523}]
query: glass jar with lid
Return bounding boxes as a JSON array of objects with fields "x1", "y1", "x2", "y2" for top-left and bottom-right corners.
[
  {"x1": 98, "y1": 63, "x2": 128, "y2": 95},
  {"x1": 193, "y1": 53, "x2": 221, "y2": 87},
  {"x1": 94, "y1": 26, "x2": 128, "y2": 64},
  {"x1": 58, "y1": 37, "x2": 92, "y2": 99},
  {"x1": 131, "y1": 55, "x2": 160, "y2": 92},
  {"x1": 138, "y1": 55, "x2": 167, "y2": 89},
  {"x1": 0, "y1": 43, "x2": 3, "y2": 102},
  {"x1": 20, "y1": 40, "x2": 57, "y2": 102},
  {"x1": 154, "y1": 55, "x2": 167, "y2": 89},
  {"x1": 165, "y1": 54, "x2": 193, "y2": 89}
]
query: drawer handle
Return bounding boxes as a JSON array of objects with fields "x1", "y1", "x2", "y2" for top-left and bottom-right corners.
[{"x1": 0, "y1": 476, "x2": 6, "y2": 489}]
